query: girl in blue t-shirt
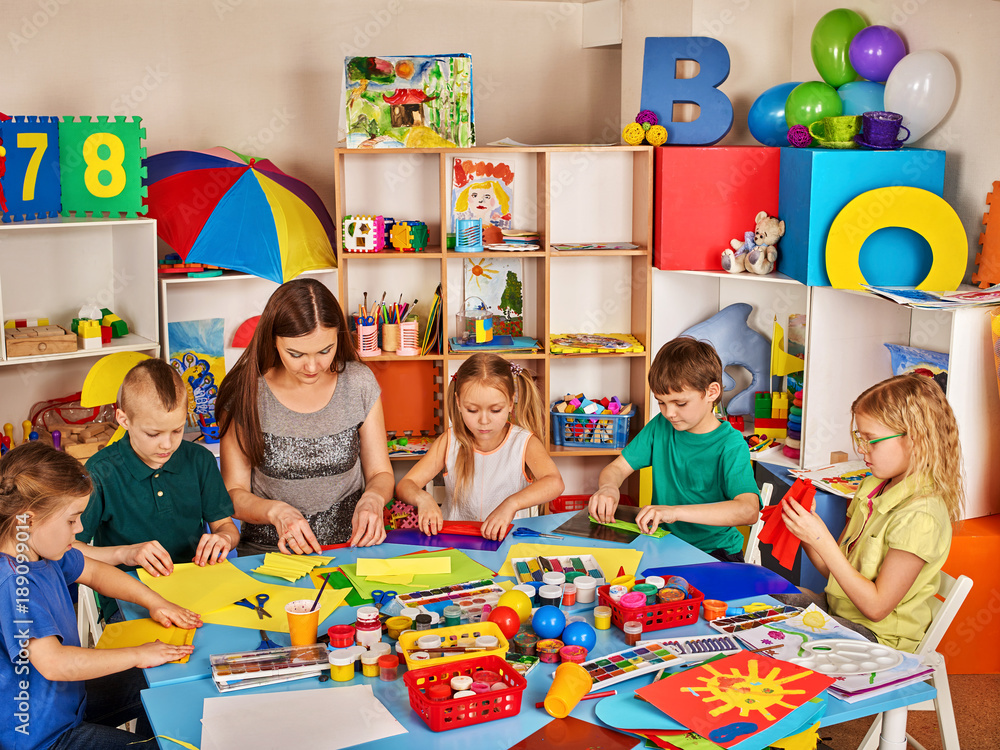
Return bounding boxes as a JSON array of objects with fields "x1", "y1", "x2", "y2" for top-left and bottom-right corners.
[{"x1": 0, "y1": 442, "x2": 201, "y2": 750}]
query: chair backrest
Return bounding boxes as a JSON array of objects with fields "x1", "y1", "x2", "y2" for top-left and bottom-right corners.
[
  {"x1": 744, "y1": 482, "x2": 773, "y2": 566},
  {"x1": 916, "y1": 570, "x2": 973, "y2": 658}
]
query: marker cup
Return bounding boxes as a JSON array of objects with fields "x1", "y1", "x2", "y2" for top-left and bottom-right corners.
[
  {"x1": 544, "y1": 662, "x2": 593, "y2": 718},
  {"x1": 285, "y1": 599, "x2": 321, "y2": 646}
]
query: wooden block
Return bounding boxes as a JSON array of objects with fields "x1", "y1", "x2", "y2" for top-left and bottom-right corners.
[
  {"x1": 830, "y1": 451, "x2": 849, "y2": 463},
  {"x1": 65, "y1": 441, "x2": 102, "y2": 460},
  {"x1": 4, "y1": 325, "x2": 77, "y2": 357},
  {"x1": 79, "y1": 423, "x2": 105, "y2": 440}
]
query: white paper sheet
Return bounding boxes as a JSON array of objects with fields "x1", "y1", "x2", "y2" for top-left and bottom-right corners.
[{"x1": 200, "y1": 684, "x2": 406, "y2": 750}]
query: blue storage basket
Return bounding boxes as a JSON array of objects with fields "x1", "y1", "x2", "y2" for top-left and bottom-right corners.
[{"x1": 550, "y1": 402, "x2": 635, "y2": 450}]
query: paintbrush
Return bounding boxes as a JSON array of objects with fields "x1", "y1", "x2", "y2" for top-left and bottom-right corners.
[
  {"x1": 310, "y1": 573, "x2": 331, "y2": 612},
  {"x1": 535, "y1": 689, "x2": 616, "y2": 708},
  {"x1": 406, "y1": 646, "x2": 486, "y2": 654}
]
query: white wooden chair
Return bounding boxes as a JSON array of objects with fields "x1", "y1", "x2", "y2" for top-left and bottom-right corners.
[
  {"x1": 858, "y1": 571, "x2": 973, "y2": 750},
  {"x1": 76, "y1": 581, "x2": 103, "y2": 648},
  {"x1": 744, "y1": 482, "x2": 773, "y2": 566}
]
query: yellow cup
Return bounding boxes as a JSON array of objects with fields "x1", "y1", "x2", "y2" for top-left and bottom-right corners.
[
  {"x1": 285, "y1": 599, "x2": 321, "y2": 646},
  {"x1": 544, "y1": 662, "x2": 593, "y2": 718},
  {"x1": 609, "y1": 574, "x2": 635, "y2": 590}
]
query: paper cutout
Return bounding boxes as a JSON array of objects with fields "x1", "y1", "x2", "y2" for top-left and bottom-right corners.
[
  {"x1": 497, "y1": 543, "x2": 643, "y2": 579},
  {"x1": 509, "y1": 716, "x2": 637, "y2": 750},
  {"x1": 201, "y1": 586, "x2": 350, "y2": 633},
  {"x1": 758, "y1": 479, "x2": 816, "y2": 569},
  {"x1": 138, "y1": 560, "x2": 262, "y2": 614},
  {"x1": 156, "y1": 736, "x2": 200, "y2": 750},
  {"x1": 635, "y1": 651, "x2": 833, "y2": 750},
  {"x1": 96, "y1": 618, "x2": 196, "y2": 663},
  {"x1": 339, "y1": 548, "x2": 495, "y2": 599},
  {"x1": 770, "y1": 721, "x2": 821, "y2": 750},
  {"x1": 364, "y1": 573, "x2": 414, "y2": 585},
  {"x1": 355, "y1": 556, "x2": 451, "y2": 576}
]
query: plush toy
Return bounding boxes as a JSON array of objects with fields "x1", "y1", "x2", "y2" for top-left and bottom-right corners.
[{"x1": 721, "y1": 211, "x2": 785, "y2": 275}]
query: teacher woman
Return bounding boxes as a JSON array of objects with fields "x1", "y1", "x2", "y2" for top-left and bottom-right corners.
[{"x1": 217, "y1": 278, "x2": 391, "y2": 552}]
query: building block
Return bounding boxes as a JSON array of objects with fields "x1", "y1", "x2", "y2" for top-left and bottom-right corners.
[
  {"x1": 754, "y1": 392, "x2": 772, "y2": 418},
  {"x1": 972, "y1": 181, "x2": 1000, "y2": 288},
  {"x1": 654, "y1": 146, "x2": 780, "y2": 271},
  {"x1": 342, "y1": 215, "x2": 385, "y2": 252},
  {"x1": 778, "y1": 147, "x2": 946, "y2": 287}
]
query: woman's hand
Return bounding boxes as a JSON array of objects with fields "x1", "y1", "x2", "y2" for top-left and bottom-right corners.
[
  {"x1": 268, "y1": 501, "x2": 323, "y2": 555},
  {"x1": 416, "y1": 495, "x2": 443, "y2": 536},
  {"x1": 349, "y1": 492, "x2": 387, "y2": 547}
]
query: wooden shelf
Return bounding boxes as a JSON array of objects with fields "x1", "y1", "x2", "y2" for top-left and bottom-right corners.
[
  {"x1": 548, "y1": 444, "x2": 624, "y2": 457},
  {"x1": 0, "y1": 334, "x2": 159, "y2": 367}
]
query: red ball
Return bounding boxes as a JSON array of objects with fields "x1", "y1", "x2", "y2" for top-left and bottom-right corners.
[{"x1": 487, "y1": 606, "x2": 521, "y2": 640}]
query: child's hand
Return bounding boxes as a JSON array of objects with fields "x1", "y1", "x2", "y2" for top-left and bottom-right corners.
[
  {"x1": 133, "y1": 640, "x2": 196, "y2": 669},
  {"x1": 148, "y1": 599, "x2": 202, "y2": 630},
  {"x1": 193, "y1": 533, "x2": 231, "y2": 566},
  {"x1": 635, "y1": 505, "x2": 675, "y2": 534},
  {"x1": 417, "y1": 495, "x2": 443, "y2": 536},
  {"x1": 482, "y1": 501, "x2": 516, "y2": 541},
  {"x1": 122, "y1": 541, "x2": 174, "y2": 577},
  {"x1": 349, "y1": 492, "x2": 387, "y2": 548},
  {"x1": 589, "y1": 486, "x2": 620, "y2": 524},
  {"x1": 781, "y1": 499, "x2": 833, "y2": 548}
]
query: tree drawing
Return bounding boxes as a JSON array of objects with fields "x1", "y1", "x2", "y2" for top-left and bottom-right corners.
[{"x1": 499, "y1": 271, "x2": 523, "y2": 319}]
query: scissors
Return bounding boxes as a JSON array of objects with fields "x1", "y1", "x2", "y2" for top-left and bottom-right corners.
[
  {"x1": 512, "y1": 527, "x2": 563, "y2": 540},
  {"x1": 370, "y1": 589, "x2": 398, "y2": 610},
  {"x1": 234, "y1": 593, "x2": 272, "y2": 619}
]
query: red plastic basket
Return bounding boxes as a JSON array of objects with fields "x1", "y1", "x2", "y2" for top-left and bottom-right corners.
[
  {"x1": 549, "y1": 494, "x2": 635, "y2": 513},
  {"x1": 403, "y1": 655, "x2": 527, "y2": 732},
  {"x1": 597, "y1": 579, "x2": 705, "y2": 632}
]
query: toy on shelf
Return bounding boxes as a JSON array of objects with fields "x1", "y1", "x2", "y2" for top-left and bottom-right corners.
[
  {"x1": 343, "y1": 214, "x2": 385, "y2": 252},
  {"x1": 721, "y1": 210, "x2": 785, "y2": 275},
  {"x1": 454, "y1": 219, "x2": 483, "y2": 253},
  {"x1": 548, "y1": 334, "x2": 644, "y2": 354},
  {"x1": 159, "y1": 252, "x2": 224, "y2": 278},
  {"x1": 390, "y1": 220, "x2": 429, "y2": 252},
  {"x1": 972, "y1": 180, "x2": 1000, "y2": 288},
  {"x1": 753, "y1": 391, "x2": 789, "y2": 442},
  {"x1": 48, "y1": 420, "x2": 117, "y2": 461},
  {"x1": 4, "y1": 324, "x2": 76, "y2": 358},
  {"x1": 551, "y1": 394, "x2": 636, "y2": 450},
  {"x1": 455, "y1": 297, "x2": 494, "y2": 345},
  {"x1": 622, "y1": 110, "x2": 668, "y2": 147}
]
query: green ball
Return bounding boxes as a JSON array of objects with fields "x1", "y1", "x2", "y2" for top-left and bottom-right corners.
[
  {"x1": 811, "y1": 8, "x2": 867, "y2": 87},
  {"x1": 785, "y1": 81, "x2": 843, "y2": 128}
]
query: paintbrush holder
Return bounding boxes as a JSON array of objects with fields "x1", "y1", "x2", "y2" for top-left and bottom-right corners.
[
  {"x1": 357, "y1": 322, "x2": 381, "y2": 357},
  {"x1": 382, "y1": 323, "x2": 400, "y2": 352},
  {"x1": 397, "y1": 320, "x2": 420, "y2": 356}
]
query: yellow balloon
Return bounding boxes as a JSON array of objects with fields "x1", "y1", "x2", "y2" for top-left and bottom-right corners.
[{"x1": 498, "y1": 590, "x2": 533, "y2": 624}]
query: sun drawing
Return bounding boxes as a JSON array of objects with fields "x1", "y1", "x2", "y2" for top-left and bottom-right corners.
[
  {"x1": 468, "y1": 258, "x2": 498, "y2": 290},
  {"x1": 799, "y1": 609, "x2": 831, "y2": 633},
  {"x1": 684, "y1": 660, "x2": 812, "y2": 721}
]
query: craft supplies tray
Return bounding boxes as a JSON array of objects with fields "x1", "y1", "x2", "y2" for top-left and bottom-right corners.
[
  {"x1": 404, "y1": 655, "x2": 527, "y2": 732},
  {"x1": 209, "y1": 644, "x2": 329, "y2": 688},
  {"x1": 597, "y1": 579, "x2": 704, "y2": 632},
  {"x1": 387, "y1": 580, "x2": 506, "y2": 620},
  {"x1": 511, "y1": 554, "x2": 605, "y2": 585},
  {"x1": 398, "y1": 622, "x2": 510, "y2": 668},
  {"x1": 707, "y1": 605, "x2": 801, "y2": 634},
  {"x1": 578, "y1": 640, "x2": 686, "y2": 692},
  {"x1": 551, "y1": 402, "x2": 635, "y2": 450}
]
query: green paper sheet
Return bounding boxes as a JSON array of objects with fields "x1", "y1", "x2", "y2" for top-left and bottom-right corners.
[
  {"x1": 589, "y1": 515, "x2": 669, "y2": 538},
  {"x1": 339, "y1": 548, "x2": 495, "y2": 599}
]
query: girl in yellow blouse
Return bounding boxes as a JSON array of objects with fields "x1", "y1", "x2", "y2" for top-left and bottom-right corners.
[{"x1": 781, "y1": 374, "x2": 964, "y2": 652}]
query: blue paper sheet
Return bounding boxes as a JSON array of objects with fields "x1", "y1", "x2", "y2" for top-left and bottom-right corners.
[{"x1": 640, "y1": 562, "x2": 798, "y2": 601}]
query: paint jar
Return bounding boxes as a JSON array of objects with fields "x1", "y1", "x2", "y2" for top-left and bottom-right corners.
[
  {"x1": 369, "y1": 642, "x2": 392, "y2": 659},
  {"x1": 355, "y1": 607, "x2": 383, "y2": 649},
  {"x1": 395, "y1": 640, "x2": 408, "y2": 666},
  {"x1": 559, "y1": 645, "x2": 588, "y2": 664},
  {"x1": 328, "y1": 650, "x2": 355, "y2": 682},
  {"x1": 470, "y1": 681, "x2": 491, "y2": 694},
  {"x1": 327, "y1": 624, "x2": 355, "y2": 649},
  {"x1": 378, "y1": 654, "x2": 398, "y2": 681},
  {"x1": 644, "y1": 575, "x2": 665, "y2": 590},
  {"x1": 624, "y1": 621, "x2": 643, "y2": 647},
  {"x1": 472, "y1": 669, "x2": 503, "y2": 686},
  {"x1": 400, "y1": 606, "x2": 421, "y2": 622},
  {"x1": 619, "y1": 591, "x2": 648, "y2": 611},
  {"x1": 593, "y1": 606, "x2": 612, "y2": 630},
  {"x1": 409, "y1": 651, "x2": 431, "y2": 662},
  {"x1": 476, "y1": 635, "x2": 499, "y2": 649},
  {"x1": 443, "y1": 605, "x2": 462, "y2": 626},
  {"x1": 633, "y1": 583, "x2": 658, "y2": 605},
  {"x1": 414, "y1": 613, "x2": 433, "y2": 631},
  {"x1": 539, "y1": 584, "x2": 563, "y2": 609},
  {"x1": 537, "y1": 638, "x2": 565, "y2": 664},
  {"x1": 513, "y1": 631, "x2": 538, "y2": 656},
  {"x1": 703, "y1": 599, "x2": 728, "y2": 621},
  {"x1": 451, "y1": 675, "x2": 474, "y2": 692},
  {"x1": 416, "y1": 634, "x2": 442, "y2": 651},
  {"x1": 513, "y1": 584, "x2": 537, "y2": 606},
  {"x1": 608, "y1": 584, "x2": 628, "y2": 602},
  {"x1": 574, "y1": 576, "x2": 597, "y2": 604},
  {"x1": 561, "y1": 583, "x2": 577, "y2": 607},
  {"x1": 664, "y1": 576, "x2": 690, "y2": 596},
  {"x1": 428, "y1": 683, "x2": 453, "y2": 701},
  {"x1": 453, "y1": 690, "x2": 476, "y2": 699},
  {"x1": 542, "y1": 571, "x2": 566, "y2": 587},
  {"x1": 385, "y1": 616, "x2": 412, "y2": 640},
  {"x1": 361, "y1": 651, "x2": 381, "y2": 677},
  {"x1": 427, "y1": 611, "x2": 441, "y2": 629},
  {"x1": 346, "y1": 645, "x2": 366, "y2": 672},
  {"x1": 658, "y1": 587, "x2": 686, "y2": 604}
]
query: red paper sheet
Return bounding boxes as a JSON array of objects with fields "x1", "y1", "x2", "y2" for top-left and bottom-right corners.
[
  {"x1": 634, "y1": 651, "x2": 833, "y2": 749},
  {"x1": 757, "y1": 478, "x2": 816, "y2": 569}
]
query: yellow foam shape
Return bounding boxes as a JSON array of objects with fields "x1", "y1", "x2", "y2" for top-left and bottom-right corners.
[
  {"x1": 365, "y1": 573, "x2": 414, "y2": 585},
  {"x1": 825, "y1": 186, "x2": 967, "y2": 291},
  {"x1": 96, "y1": 618, "x2": 196, "y2": 663},
  {"x1": 497, "y1": 543, "x2": 643, "y2": 580},
  {"x1": 356, "y1": 557, "x2": 451, "y2": 576},
  {"x1": 81, "y1": 352, "x2": 152, "y2": 407},
  {"x1": 138, "y1": 560, "x2": 261, "y2": 615},
  {"x1": 202, "y1": 586, "x2": 350, "y2": 633}
]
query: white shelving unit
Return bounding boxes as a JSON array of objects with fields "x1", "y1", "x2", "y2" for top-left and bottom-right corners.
[{"x1": 0, "y1": 217, "x2": 160, "y2": 427}]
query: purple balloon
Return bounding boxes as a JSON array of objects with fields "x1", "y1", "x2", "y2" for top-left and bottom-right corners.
[{"x1": 849, "y1": 25, "x2": 906, "y2": 83}]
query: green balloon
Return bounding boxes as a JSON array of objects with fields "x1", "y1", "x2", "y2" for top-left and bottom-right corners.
[
  {"x1": 811, "y1": 8, "x2": 867, "y2": 87},
  {"x1": 785, "y1": 81, "x2": 844, "y2": 128}
]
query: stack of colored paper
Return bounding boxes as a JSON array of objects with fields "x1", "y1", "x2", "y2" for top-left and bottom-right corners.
[
  {"x1": 96, "y1": 618, "x2": 196, "y2": 664},
  {"x1": 253, "y1": 553, "x2": 334, "y2": 582}
]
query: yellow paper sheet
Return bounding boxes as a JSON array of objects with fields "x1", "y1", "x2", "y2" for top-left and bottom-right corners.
[
  {"x1": 770, "y1": 721, "x2": 821, "y2": 750},
  {"x1": 253, "y1": 553, "x2": 334, "y2": 582},
  {"x1": 201, "y1": 586, "x2": 351, "y2": 633},
  {"x1": 365, "y1": 573, "x2": 414, "y2": 585},
  {"x1": 356, "y1": 557, "x2": 451, "y2": 576},
  {"x1": 497, "y1": 543, "x2": 644, "y2": 580},
  {"x1": 96, "y1": 618, "x2": 196, "y2": 663},
  {"x1": 138, "y1": 560, "x2": 262, "y2": 615},
  {"x1": 252, "y1": 567, "x2": 302, "y2": 582}
]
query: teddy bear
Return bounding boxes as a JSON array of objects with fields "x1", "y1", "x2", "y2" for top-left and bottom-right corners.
[{"x1": 721, "y1": 211, "x2": 785, "y2": 275}]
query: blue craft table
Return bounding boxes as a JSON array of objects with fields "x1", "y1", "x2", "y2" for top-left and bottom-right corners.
[{"x1": 135, "y1": 512, "x2": 934, "y2": 749}]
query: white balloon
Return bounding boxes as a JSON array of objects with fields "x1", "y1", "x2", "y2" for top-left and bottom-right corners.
[{"x1": 884, "y1": 50, "x2": 957, "y2": 143}]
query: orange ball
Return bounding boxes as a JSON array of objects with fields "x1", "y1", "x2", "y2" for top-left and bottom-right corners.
[
  {"x1": 487, "y1": 606, "x2": 522, "y2": 640},
  {"x1": 498, "y1": 590, "x2": 533, "y2": 624}
]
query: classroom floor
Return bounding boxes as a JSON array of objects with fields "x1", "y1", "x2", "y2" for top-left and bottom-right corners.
[{"x1": 822, "y1": 674, "x2": 1000, "y2": 750}]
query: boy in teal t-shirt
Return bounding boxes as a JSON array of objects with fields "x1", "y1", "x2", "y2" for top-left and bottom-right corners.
[{"x1": 589, "y1": 337, "x2": 760, "y2": 560}]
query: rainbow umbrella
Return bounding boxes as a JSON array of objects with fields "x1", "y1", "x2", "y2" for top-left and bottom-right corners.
[{"x1": 144, "y1": 147, "x2": 336, "y2": 283}]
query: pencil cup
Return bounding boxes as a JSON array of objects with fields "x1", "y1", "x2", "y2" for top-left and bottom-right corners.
[
  {"x1": 285, "y1": 600, "x2": 321, "y2": 646},
  {"x1": 381, "y1": 322, "x2": 400, "y2": 352},
  {"x1": 357, "y1": 322, "x2": 381, "y2": 357},
  {"x1": 543, "y1": 662, "x2": 592, "y2": 718},
  {"x1": 396, "y1": 320, "x2": 420, "y2": 356}
]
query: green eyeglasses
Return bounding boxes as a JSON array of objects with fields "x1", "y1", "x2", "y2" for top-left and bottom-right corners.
[{"x1": 852, "y1": 429, "x2": 906, "y2": 453}]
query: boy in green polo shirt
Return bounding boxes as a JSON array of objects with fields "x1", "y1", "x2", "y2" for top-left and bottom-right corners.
[
  {"x1": 74, "y1": 358, "x2": 239, "y2": 619},
  {"x1": 588, "y1": 337, "x2": 760, "y2": 561}
]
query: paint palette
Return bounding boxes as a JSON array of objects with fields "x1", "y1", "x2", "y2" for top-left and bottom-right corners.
[
  {"x1": 578, "y1": 641, "x2": 686, "y2": 692},
  {"x1": 789, "y1": 638, "x2": 904, "y2": 675},
  {"x1": 707, "y1": 605, "x2": 802, "y2": 634},
  {"x1": 385, "y1": 579, "x2": 506, "y2": 620},
  {"x1": 210, "y1": 644, "x2": 329, "y2": 691},
  {"x1": 653, "y1": 635, "x2": 743, "y2": 664}
]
